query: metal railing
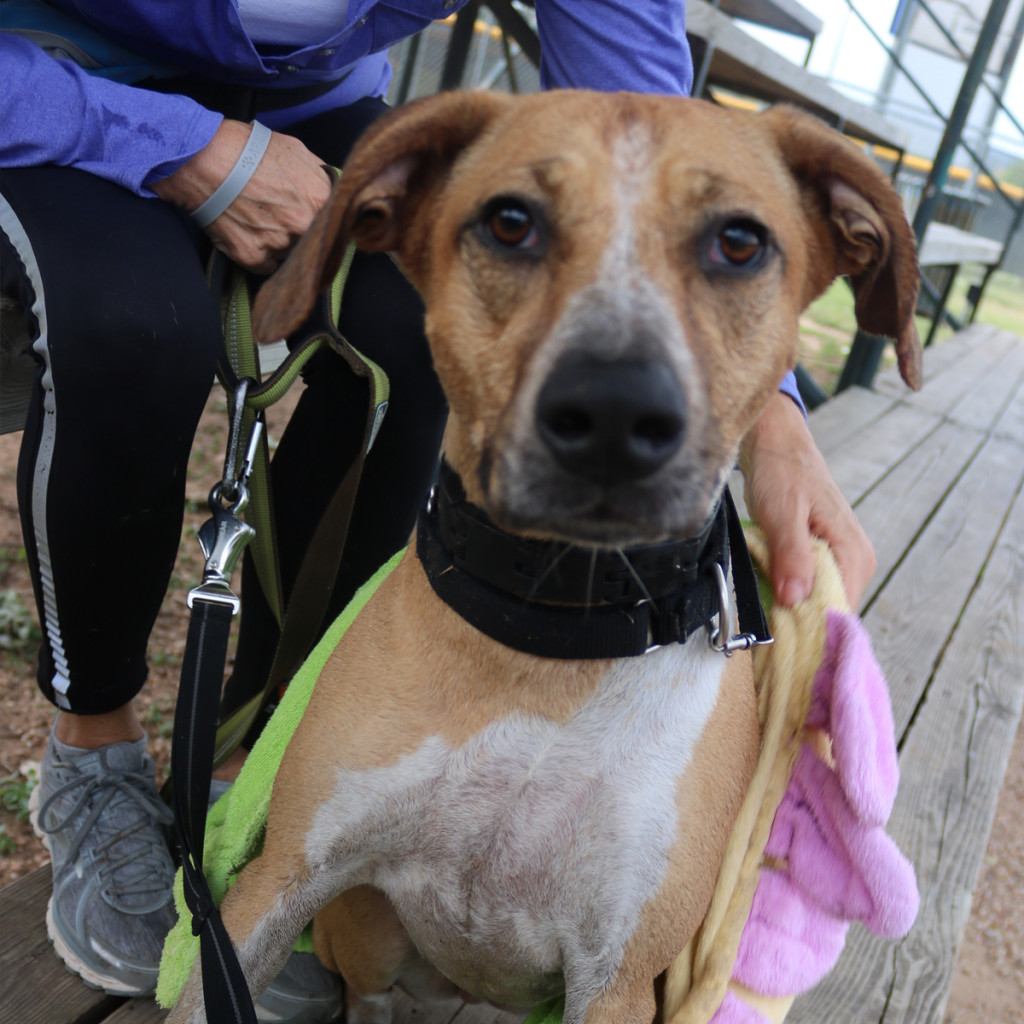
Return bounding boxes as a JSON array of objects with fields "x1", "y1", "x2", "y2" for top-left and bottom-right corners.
[{"x1": 836, "y1": 0, "x2": 1023, "y2": 392}]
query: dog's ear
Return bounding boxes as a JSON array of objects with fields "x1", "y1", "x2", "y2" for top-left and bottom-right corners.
[
  {"x1": 761, "y1": 106, "x2": 922, "y2": 390},
  {"x1": 253, "y1": 90, "x2": 512, "y2": 344}
]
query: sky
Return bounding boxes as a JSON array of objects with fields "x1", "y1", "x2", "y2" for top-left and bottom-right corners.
[{"x1": 741, "y1": 0, "x2": 1024, "y2": 161}]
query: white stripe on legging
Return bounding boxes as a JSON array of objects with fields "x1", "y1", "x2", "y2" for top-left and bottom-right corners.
[{"x1": 0, "y1": 195, "x2": 72, "y2": 708}]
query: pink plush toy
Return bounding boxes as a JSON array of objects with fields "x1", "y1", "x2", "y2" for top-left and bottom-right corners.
[{"x1": 713, "y1": 610, "x2": 919, "y2": 1022}]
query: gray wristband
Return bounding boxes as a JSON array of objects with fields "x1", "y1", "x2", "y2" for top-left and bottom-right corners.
[{"x1": 190, "y1": 120, "x2": 272, "y2": 229}]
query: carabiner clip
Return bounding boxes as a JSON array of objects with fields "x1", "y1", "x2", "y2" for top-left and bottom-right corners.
[
  {"x1": 187, "y1": 494, "x2": 255, "y2": 613},
  {"x1": 217, "y1": 379, "x2": 264, "y2": 510},
  {"x1": 187, "y1": 380, "x2": 262, "y2": 614}
]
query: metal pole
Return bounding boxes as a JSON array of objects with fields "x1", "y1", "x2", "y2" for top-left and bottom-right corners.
[
  {"x1": 910, "y1": 0, "x2": 1014, "y2": 246},
  {"x1": 837, "y1": 0, "x2": 1019, "y2": 393},
  {"x1": 876, "y1": 0, "x2": 917, "y2": 114},
  {"x1": 394, "y1": 32, "x2": 423, "y2": 106},
  {"x1": 971, "y1": 1, "x2": 1024, "y2": 194},
  {"x1": 440, "y1": 1, "x2": 482, "y2": 91},
  {"x1": 968, "y1": 179, "x2": 1024, "y2": 321}
]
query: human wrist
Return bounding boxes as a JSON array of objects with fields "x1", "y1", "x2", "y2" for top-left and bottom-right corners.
[
  {"x1": 190, "y1": 120, "x2": 272, "y2": 227},
  {"x1": 151, "y1": 119, "x2": 265, "y2": 219},
  {"x1": 740, "y1": 392, "x2": 801, "y2": 473}
]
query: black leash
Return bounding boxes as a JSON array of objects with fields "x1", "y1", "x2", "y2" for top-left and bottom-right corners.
[
  {"x1": 172, "y1": 599, "x2": 258, "y2": 1023},
  {"x1": 171, "y1": 474, "x2": 260, "y2": 1020}
]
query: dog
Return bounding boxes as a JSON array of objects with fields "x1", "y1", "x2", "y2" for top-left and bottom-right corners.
[{"x1": 168, "y1": 89, "x2": 921, "y2": 1024}]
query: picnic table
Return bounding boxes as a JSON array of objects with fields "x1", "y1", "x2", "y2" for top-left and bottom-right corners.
[{"x1": 3, "y1": 323, "x2": 1022, "y2": 1024}]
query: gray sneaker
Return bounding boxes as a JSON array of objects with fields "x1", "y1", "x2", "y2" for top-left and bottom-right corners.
[
  {"x1": 30, "y1": 726, "x2": 176, "y2": 996},
  {"x1": 256, "y1": 952, "x2": 344, "y2": 1023},
  {"x1": 207, "y1": 778, "x2": 343, "y2": 1023}
]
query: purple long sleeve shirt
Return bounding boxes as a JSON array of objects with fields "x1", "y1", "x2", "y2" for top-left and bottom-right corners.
[
  {"x1": 0, "y1": 0, "x2": 803, "y2": 407},
  {"x1": 0, "y1": 0, "x2": 692, "y2": 193}
]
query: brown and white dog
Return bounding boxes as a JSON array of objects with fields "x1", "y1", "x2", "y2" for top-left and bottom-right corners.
[{"x1": 169, "y1": 90, "x2": 921, "y2": 1024}]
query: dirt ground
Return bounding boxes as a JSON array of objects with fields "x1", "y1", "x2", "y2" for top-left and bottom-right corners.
[{"x1": 0, "y1": 386, "x2": 1021, "y2": 1021}]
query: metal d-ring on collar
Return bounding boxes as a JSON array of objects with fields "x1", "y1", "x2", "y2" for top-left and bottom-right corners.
[{"x1": 708, "y1": 562, "x2": 766, "y2": 656}]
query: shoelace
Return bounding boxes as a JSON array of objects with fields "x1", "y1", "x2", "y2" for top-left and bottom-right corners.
[{"x1": 37, "y1": 764, "x2": 175, "y2": 903}]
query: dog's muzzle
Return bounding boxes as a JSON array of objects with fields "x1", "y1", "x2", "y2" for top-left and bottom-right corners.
[{"x1": 536, "y1": 356, "x2": 686, "y2": 486}]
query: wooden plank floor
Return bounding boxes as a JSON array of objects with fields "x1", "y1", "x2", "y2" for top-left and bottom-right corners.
[
  {"x1": 2, "y1": 325, "x2": 1022, "y2": 1024},
  {"x1": 788, "y1": 324, "x2": 1024, "y2": 1023}
]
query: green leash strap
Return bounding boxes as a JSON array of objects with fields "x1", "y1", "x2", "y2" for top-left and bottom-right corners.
[
  {"x1": 214, "y1": 247, "x2": 363, "y2": 629},
  {"x1": 219, "y1": 267, "x2": 284, "y2": 631},
  {"x1": 209, "y1": 241, "x2": 391, "y2": 766}
]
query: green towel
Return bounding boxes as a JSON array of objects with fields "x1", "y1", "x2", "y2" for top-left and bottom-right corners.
[
  {"x1": 157, "y1": 550, "x2": 403, "y2": 1008},
  {"x1": 524, "y1": 997, "x2": 565, "y2": 1023}
]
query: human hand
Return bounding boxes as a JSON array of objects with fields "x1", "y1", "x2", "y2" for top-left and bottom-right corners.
[
  {"x1": 739, "y1": 392, "x2": 876, "y2": 610},
  {"x1": 152, "y1": 120, "x2": 332, "y2": 274}
]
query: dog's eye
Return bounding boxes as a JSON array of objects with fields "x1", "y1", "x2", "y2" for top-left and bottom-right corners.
[
  {"x1": 711, "y1": 220, "x2": 768, "y2": 268},
  {"x1": 484, "y1": 200, "x2": 537, "y2": 249}
]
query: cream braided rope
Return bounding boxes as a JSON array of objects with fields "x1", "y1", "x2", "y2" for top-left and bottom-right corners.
[{"x1": 662, "y1": 528, "x2": 850, "y2": 1024}]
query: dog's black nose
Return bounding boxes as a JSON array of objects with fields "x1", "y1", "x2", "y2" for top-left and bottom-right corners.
[{"x1": 537, "y1": 357, "x2": 686, "y2": 484}]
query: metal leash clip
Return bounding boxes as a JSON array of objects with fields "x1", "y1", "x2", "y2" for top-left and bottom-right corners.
[
  {"x1": 708, "y1": 561, "x2": 762, "y2": 657},
  {"x1": 187, "y1": 380, "x2": 263, "y2": 614}
]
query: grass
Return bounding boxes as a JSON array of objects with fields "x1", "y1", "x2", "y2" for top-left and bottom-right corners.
[
  {"x1": 0, "y1": 766, "x2": 38, "y2": 858},
  {"x1": 142, "y1": 701, "x2": 175, "y2": 738},
  {"x1": 0, "y1": 545, "x2": 28, "y2": 582},
  {"x1": 798, "y1": 267, "x2": 1024, "y2": 394},
  {"x1": 0, "y1": 589, "x2": 40, "y2": 653},
  {"x1": 0, "y1": 768, "x2": 36, "y2": 823},
  {"x1": 966, "y1": 269, "x2": 1024, "y2": 334}
]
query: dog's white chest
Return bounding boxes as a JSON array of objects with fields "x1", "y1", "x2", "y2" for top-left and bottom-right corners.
[{"x1": 307, "y1": 638, "x2": 723, "y2": 1002}]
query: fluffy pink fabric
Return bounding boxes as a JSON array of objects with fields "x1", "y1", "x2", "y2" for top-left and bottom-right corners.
[
  {"x1": 713, "y1": 610, "x2": 919, "y2": 1015},
  {"x1": 804, "y1": 610, "x2": 898, "y2": 826}
]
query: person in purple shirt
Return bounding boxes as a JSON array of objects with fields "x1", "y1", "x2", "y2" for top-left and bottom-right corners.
[{"x1": 0, "y1": 2, "x2": 875, "y2": 1019}]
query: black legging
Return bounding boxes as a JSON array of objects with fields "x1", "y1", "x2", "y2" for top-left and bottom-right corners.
[{"x1": 0, "y1": 94, "x2": 446, "y2": 718}]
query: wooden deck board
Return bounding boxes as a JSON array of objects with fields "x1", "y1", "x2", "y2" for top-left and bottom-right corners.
[
  {"x1": 872, "y1": 323, "x2": 997, "y2": 400},
  {"x1": 944, "y1": 334, "x2": 1024, "y2": 433},
  {"x1": 806, "y1": 385, "x2": 895, "y2": 456},
  {"x1": 815, "y1": 402, "x2": 938, "y2": 508},
  {"x1": 990, "y1": 353, "x2": 1024, "y2": 444},
  {"x1": 789, "y1": 451, "x2": 1024, "y2": 1024},
  {"x1": 3, "y1": 328, "x2": 1022, "y2": 1024},
  {"x1": 896, "y1": 329, "x2": 1018, "y2": 419},
  {"x1": 104, "y1": 999, "x2": 168, "y2": 1024},
  {"x1": 863, "y1": 433, "x2": 1023, "y2": 735},
  {"x1": 0, "y1": 867, "x2": 128, "y2": 1024},
  {"x1": 851, "y1": 419, "x2": 984, "y2": 610}
]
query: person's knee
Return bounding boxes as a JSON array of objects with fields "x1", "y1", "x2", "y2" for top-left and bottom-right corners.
[
  {"x1": 61, "y1": 260, "x2": 220, "y2": 377},
  {"x1": 4, "y1": 165, "x2": 221, "y2": 402}
]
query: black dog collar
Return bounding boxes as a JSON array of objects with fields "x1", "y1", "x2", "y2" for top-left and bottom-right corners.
[{"x1": 416, "y1": 462, "x2": 771, "y2": 660}]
